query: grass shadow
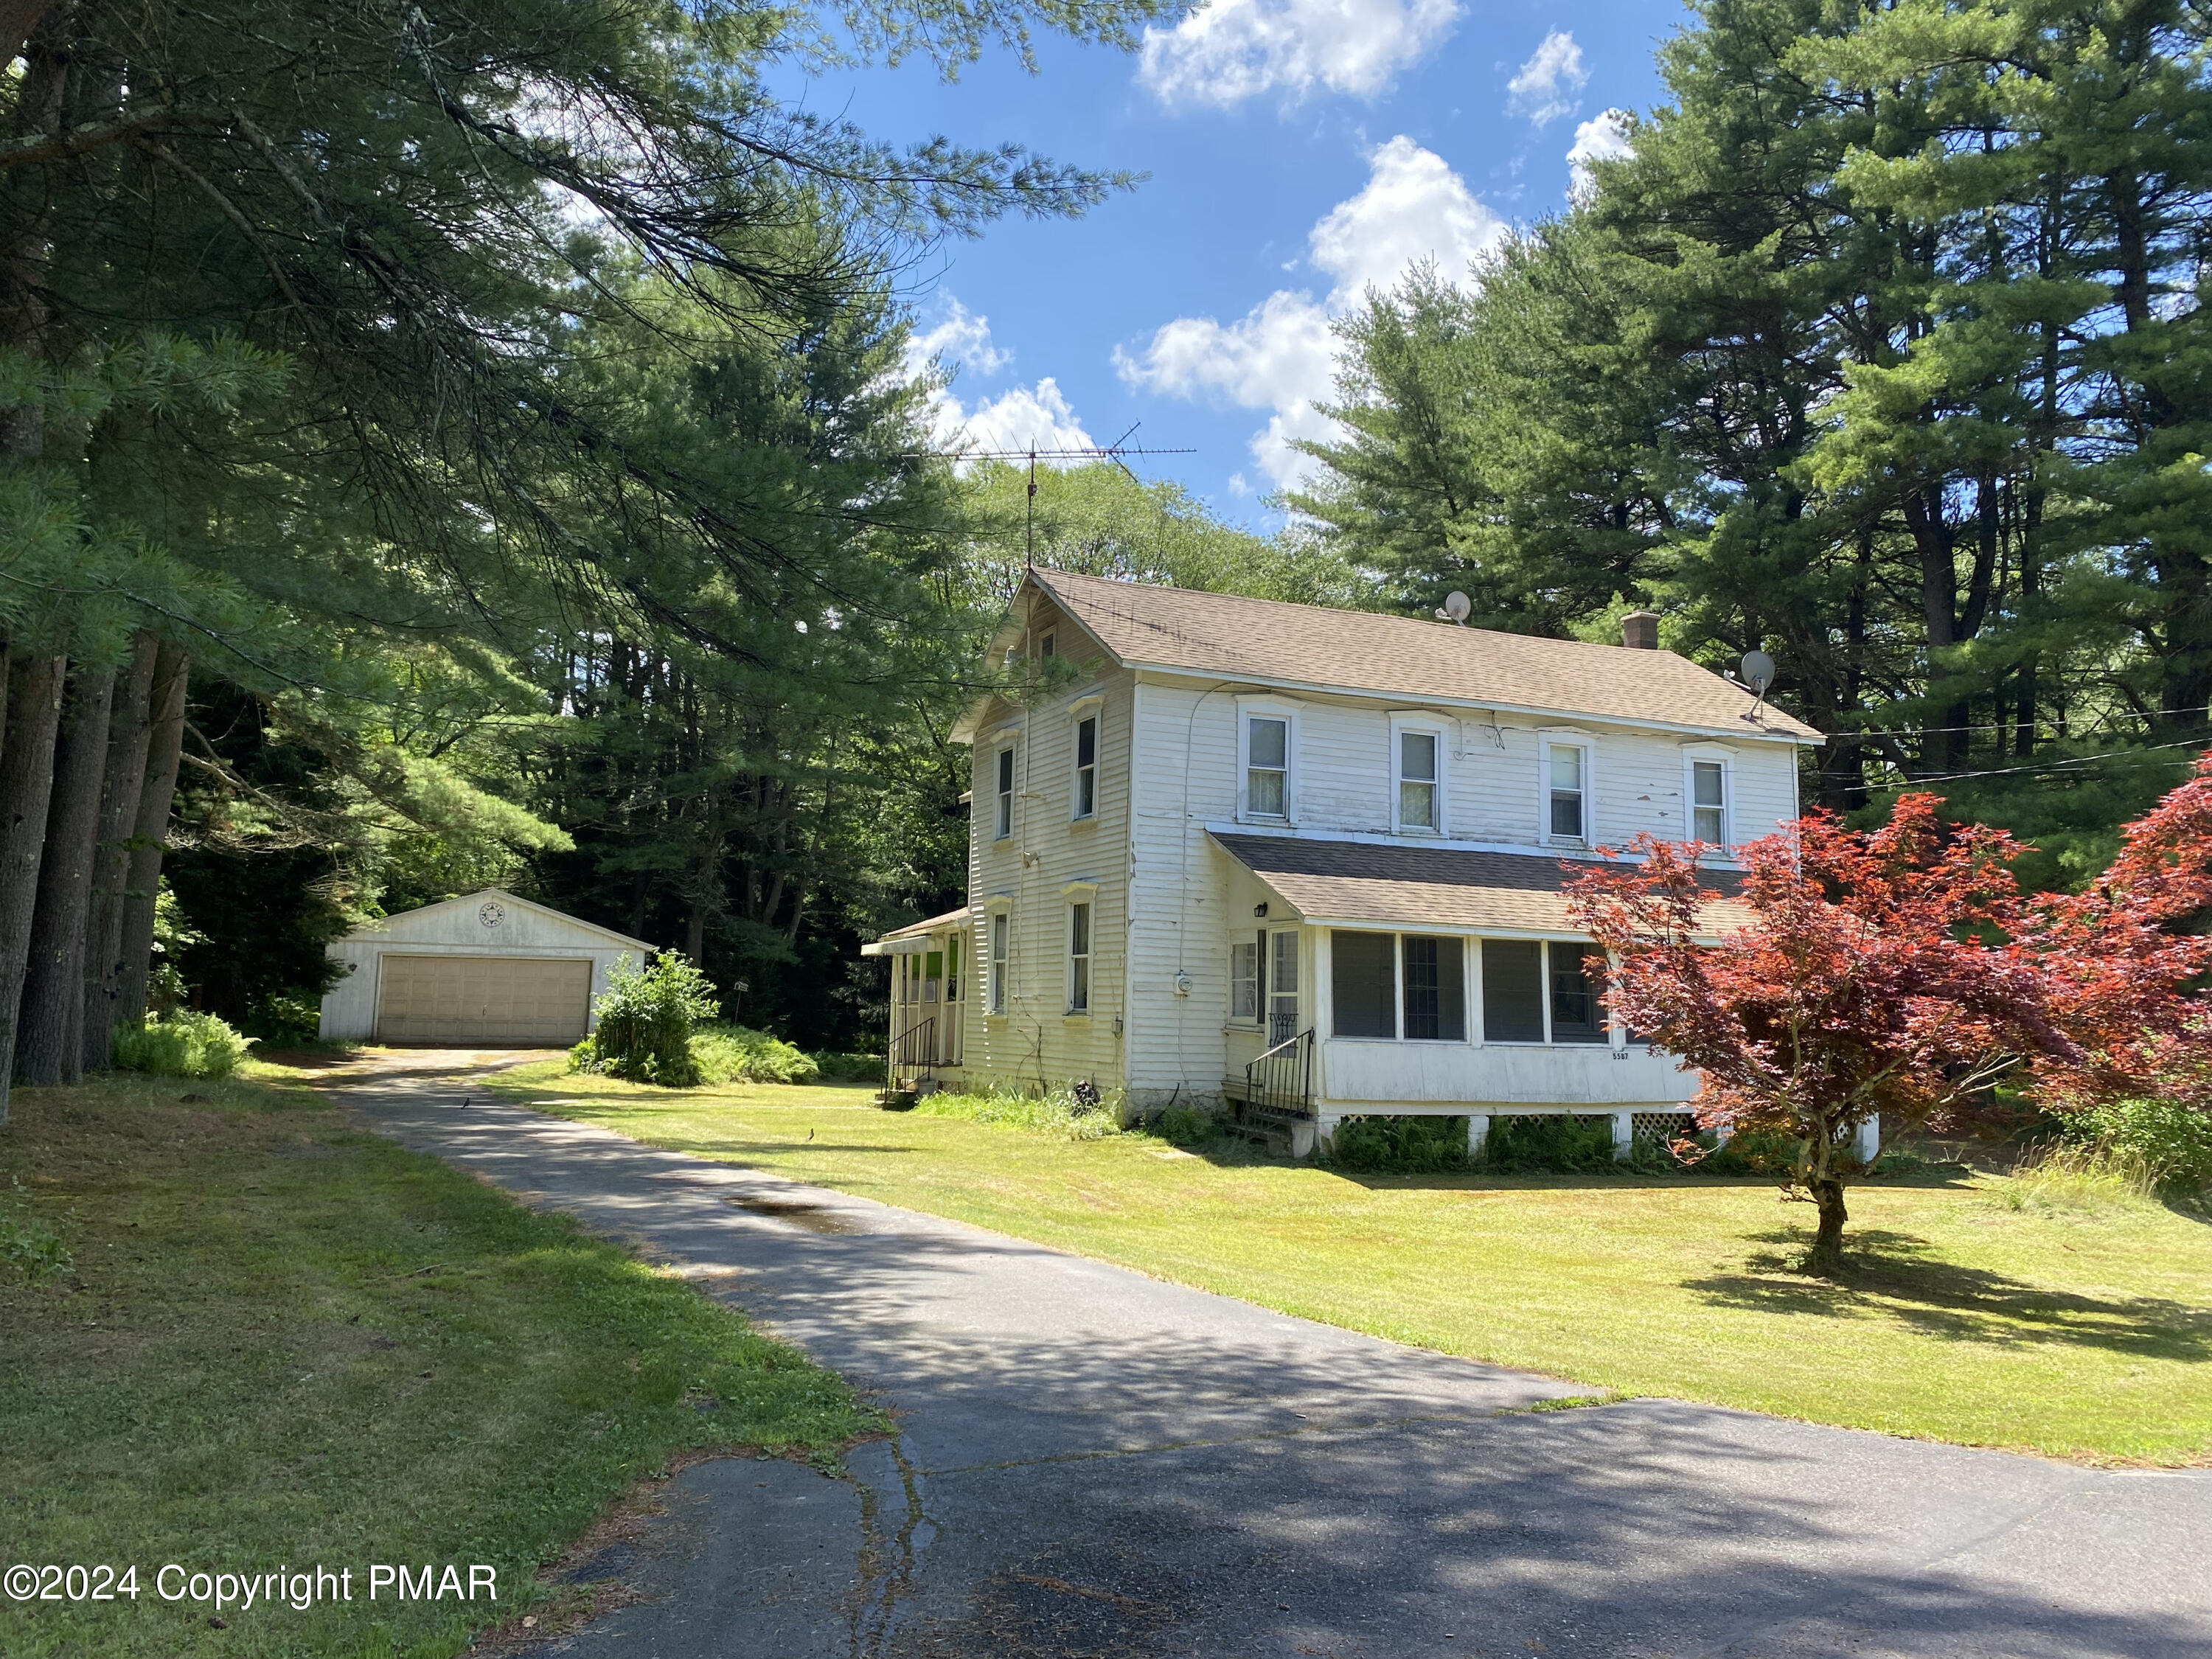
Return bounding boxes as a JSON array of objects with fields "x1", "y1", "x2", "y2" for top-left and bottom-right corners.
[{"x1": 1686, "y1": 1227, "x2": 2212, "y2": 1360}]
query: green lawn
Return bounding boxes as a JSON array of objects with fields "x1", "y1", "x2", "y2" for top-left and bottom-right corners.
[
  {"x1": 0, "y1": 1068, "x2": 877, "y2": 1659},
  {"x1": 485, "y1": 1061, "x2": 2212, "y2": 1466}
]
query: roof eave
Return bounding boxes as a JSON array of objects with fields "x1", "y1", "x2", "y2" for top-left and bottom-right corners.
[{"x1": 1130, "y1": 663, "x2": 1822, "y2": 745}]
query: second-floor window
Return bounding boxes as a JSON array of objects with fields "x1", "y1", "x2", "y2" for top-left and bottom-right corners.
[
  {"x1": 995, "y1": 746, "x2": 1015, "y2": 840},
  {"x1": 1548, "y1": 743, "x2": 1585, "y2": 843},
  {"x1": 1247, "y1": 716, "x2": 1289, "y2": 818},
  {"x1": 989, "y1": 912, "x2": 1009, "y2": 1013},
  {"x1": 1691, "y1": 759, "x2": 1727, "y2": 848},
  {"x1": 1398, "y1": 729, "x2": 1439, "y2": 832},
  {"x1": 1067, "y1": 902, "x2": 1091, "y2": 1012},
  {"x1": 1074, "y1": 714, "x2": 1098, "y2": 820}
]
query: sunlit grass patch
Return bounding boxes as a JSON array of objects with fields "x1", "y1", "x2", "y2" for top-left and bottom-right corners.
[
  {"x1": 491, "y1": 1060, "x2": 2212, "y2": 1465},
  {"x1": 0, "y1": 1070, "x2": 877, "y2": 1659}
]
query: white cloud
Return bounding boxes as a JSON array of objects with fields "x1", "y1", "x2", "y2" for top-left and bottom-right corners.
[
  {"x1": 1138, "y1": 0, "x2": 1459, "y2": 109},
  {"x1": 1309, "y1": 134, "x2": 1507, "y2": 303},
  {"x1": 1116, "y1": 138, "x2": 1505, "y2": 489},
  {"x1": 1567, "y1": 108, "x2": 1633, "y2": 197},
  {"x1": 906, "y1": 296, "x2": 1011, "y2": 379},
  {"x1": 902, "y1": 299, "x2": 1095, "y2": 462},
  {"x1": 939, "y1": 378, "x2": 1096, "y2": 458},
  {"x1": 1508, "y1": 29, "x2": 1586, "y2": 126}
]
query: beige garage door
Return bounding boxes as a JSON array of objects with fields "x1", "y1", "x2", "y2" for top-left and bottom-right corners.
[{"x1": 375, "y1": 955, "x2": 593, "y2": 1045}]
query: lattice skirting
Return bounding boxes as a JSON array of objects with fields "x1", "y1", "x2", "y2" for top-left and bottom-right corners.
[{"x1": 1630, "y1": 1110, "x2": 1698, "y2": 1147}]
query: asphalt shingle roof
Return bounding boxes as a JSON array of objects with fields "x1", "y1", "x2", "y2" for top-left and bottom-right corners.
[
  {"x1": 1211, "y1": 833, "x2": 1752, "y2": 934},
  {"x1": 1032, "y1": 568, "x2": 1820, "y2": 742}
]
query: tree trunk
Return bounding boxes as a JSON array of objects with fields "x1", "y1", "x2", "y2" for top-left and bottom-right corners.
[
  {"x1": 17, "y1": 664, "x2": 116, "y2": 1086},
  {"x1": 114, "y1": 645, "x2": 187, "y2": 1027},
  {"x1": 83, "y1": 633, "x2": 159, "y2": 1068},
  {"x1": 1805, "y1": 1177, "x2": 1849, "y2": 1278},
  {"x1": 0, "y1": 653, "x2": 67, "y2": 1119}
]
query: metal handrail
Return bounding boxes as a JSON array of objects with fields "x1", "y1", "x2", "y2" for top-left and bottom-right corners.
[
  {"x1": 888, "y1": 1016, "x2": 936, "y2": 1091},
  {"x1": 1244, "y1": 1026, "x2": 1315, "y2": 1121}
]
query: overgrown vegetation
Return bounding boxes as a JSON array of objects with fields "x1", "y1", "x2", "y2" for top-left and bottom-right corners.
[
  {"x1": 2056, "y1": 1098, "x2": 2212, "y2": 1197},
  {"x1": 0, "y1": 1071, "x2": 876, "y2": 1659},
  {"x1": 109, "y1": 1012, "x2": 251, "y2": 1080},
  {"x1": 691, "y1": 1025, "x2": 822, "y2": 1087},
  {"x1": 912, "y1": 1084, "x2": 1125, "y2": 1141},
  {"x1": 571, "y1": 953, "x2": 721, "y2": 1086}
]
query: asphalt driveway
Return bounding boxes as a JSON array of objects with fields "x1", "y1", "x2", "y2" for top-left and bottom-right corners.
[{"x1": 327, "y1": 1053, "x2": 2212, "y2": 1658}]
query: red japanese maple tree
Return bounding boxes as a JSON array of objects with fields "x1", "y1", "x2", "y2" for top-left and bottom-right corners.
[
  {"x1": 1564, "y1": 796, "x2": 2063, "y2": 1275},
  {"x1": 2026, "y1": 755, "x2": 2212, "y2": 1114}
]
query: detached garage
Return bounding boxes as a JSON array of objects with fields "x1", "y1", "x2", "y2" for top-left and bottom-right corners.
[{"x1": 318, "y1": 890, "x2": 652, "y2": 1046}]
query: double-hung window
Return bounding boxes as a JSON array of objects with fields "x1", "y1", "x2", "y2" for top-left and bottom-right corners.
[
  {"x1": 1268, "y1": 931, "x2": 1299, "y2": 1040},
  {"x1": 1067, "y1": 902, "x2": 1091, "y2": 1013},
  {"x1": 1691, "y1": 759, "x2": 1728, "y2": 849},
  {"x1": 995, "y1": 746, "x2": 1015, "y2": 841},
  {"x1": 1231, "y1": 939, "x2": 1259, "y2": 1020},
  {"x1": 1073, "y1": 714, "x2": 1098, "y2": 820},
  {"x1": 1547, "y1": 743, "x2": 1587, "y2": 844},
  {"x1": 1246, "y1": 716, "x2": 1290, "y2": 818},
  {"x1": 1398, "y1": 729, "x2": 1439, "y2": 832},
  {"x1": 989, "y1": 912, "x2": 1009, "y2": 1014}
]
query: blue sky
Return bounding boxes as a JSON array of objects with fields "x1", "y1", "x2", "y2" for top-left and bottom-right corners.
[{"x1": 797, "y1": 1, "x2": 1676, "y2": 524}]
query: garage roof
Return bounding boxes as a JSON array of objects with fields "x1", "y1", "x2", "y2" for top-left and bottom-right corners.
[{"x1": 335, "y1": 888, "x2": 653, "y2": 951}]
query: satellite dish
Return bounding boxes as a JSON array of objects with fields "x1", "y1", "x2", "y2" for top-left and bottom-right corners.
[
  {"x1": 1740, "y1": 650, "x2": 1776, "y2": 697},
  {"x1": 1436, "y1": 591, "x2": 1472, "y2": 624}
]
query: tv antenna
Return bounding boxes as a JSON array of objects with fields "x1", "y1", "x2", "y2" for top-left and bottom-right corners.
[
  {"x1": 944, "y1": 423, "x2": 1195, "y2": 563},
  {"x1": 1436, "y1": 591, "x2": 1472, "y2": 625}
]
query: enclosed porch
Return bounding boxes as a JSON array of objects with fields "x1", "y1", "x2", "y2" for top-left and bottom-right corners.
[{"x1": 860, "y1": 907, "x2": 971, "y2": 1093}]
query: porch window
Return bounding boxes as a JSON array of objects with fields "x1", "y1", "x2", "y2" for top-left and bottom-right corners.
[
  {"x1": 1330, "y1": 931, "x2": 1397, "y2": 1039},
  {"x1": 1270, "y1": 930, "x2": 1299, "y2": 1040},
  {"x1": 947, "y1": 935, "x2": 961, "y2": 1004},
  {"x1": 989, "y1": 911, "x2": 1008, "y2": 1014},
  {"x1": 1401, "y1": 935, "x2": 1465, "y2": 1041},
  {"x1": 923, "y1": 950, "x2": 942, "y2": 1004},
  {"x1": 1481, "y1": 939, "x2": 1545, "y2": 1043},
  {"x1": 1231, "y1": 939, "x2": 1259, "y2": 1020},
  {"x1": 995, "y1": 746, "x2": 1015, "y2": 841},
  {"x1": 1398, "y1": 730, "x2": 1439, "y2": 832},
  {"x1": 1074, "y1": 714, "x2": 1099, "y2": 820},
  {"x1": 1247, "y1": 717, "x2": 1289, "y2": 818},
  {"x1": 1548, "y1": 744, "x2": 1585, "y2": 844},
  {"x1": 1067, "y1": 902, "x2": 1091, "y2": 1013},
  {"x1": 1549, "y1": 945, "x2": 1609, "y2": 1043},
  {"x1": 1691, "y1": 759, "x2": 1727, "y2": 848}
]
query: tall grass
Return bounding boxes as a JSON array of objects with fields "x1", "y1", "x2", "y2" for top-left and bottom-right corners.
[
  {"x1": 913, "y1": 1083, "x2": 1125, "y2": 1141},
  {"x1": 1990, "y1": 1141, "x2": 2159, "y2": 1215}
]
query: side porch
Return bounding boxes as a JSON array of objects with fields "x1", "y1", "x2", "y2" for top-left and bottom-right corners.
[{"x1": 860, "y1": 907, "x2": 972, "y2": 1095}]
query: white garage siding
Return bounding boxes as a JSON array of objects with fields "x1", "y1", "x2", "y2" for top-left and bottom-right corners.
[
  {"x1": 319, "y1": 890, "x2": 653, "y2": 1045},
  {"x1": 374, "y1": 955, "x2": 593, "y2": 1045}
]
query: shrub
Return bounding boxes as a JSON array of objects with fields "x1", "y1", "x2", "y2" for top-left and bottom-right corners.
[
  {"x1": 1690, "y1": 1127, "x2": 1809, "y2": 1177},
  {"x1": 690, "y1": 1024, "x2": 821, "y2": 1086},
  {"x1": 2058, "y1": 1098, "x2": 2212, "y2": 1194},
  {"x1": 1484, "y1": 1113, "x2": 1620, "y2": 1174},
  {"x1": 1326, "y1": 1114, "x2": 1474, "y2": 1174},
  {"x1": 1152, "y1": 1104, "x2": 1225, "y2": 1148},
  {"x1": 243, "y1": 990, "x2": 324, "y2": 1047},
  {"x1": 111, "y1": 1011, "x2": 251, "y2": 1079},
  {"x1": 810, "y1": 1050, "x2": 885, "y2": 1084},
  {"x1": 571, "y1": 951, "x2": 718, "y2": 1085}
]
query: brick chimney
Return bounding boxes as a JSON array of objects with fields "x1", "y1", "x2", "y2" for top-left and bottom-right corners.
[{"x1": 1621, "y1": 610, "x2": 1660, "y2": 650}]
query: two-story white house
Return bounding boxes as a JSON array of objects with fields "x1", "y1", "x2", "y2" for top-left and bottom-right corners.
[{"x1": 862, "y1": 568, "x2": 1823, "y2": 1156}]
